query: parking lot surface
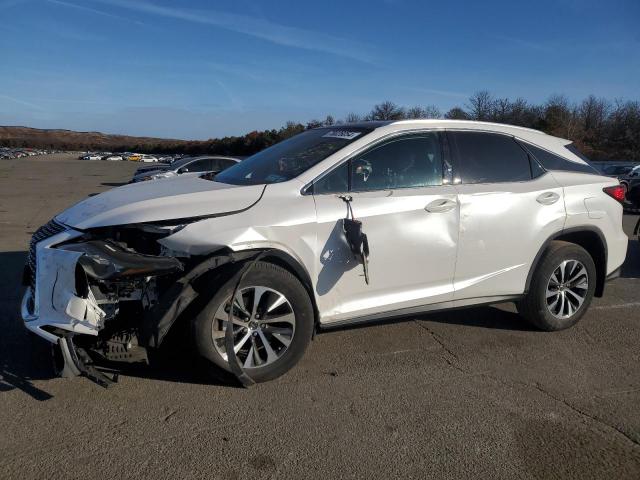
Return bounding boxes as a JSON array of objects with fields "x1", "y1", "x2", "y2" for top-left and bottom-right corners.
[{"x1": 1, "y1": 154, "x2": 639, "y2": 479}]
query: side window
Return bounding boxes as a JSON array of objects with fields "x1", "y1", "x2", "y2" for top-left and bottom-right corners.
[
  {"x1": 530, "y1": 156, "x2": 546, "y2": 178},
  {"x1": 523, "y1": 143, "x2": 597, "y2": 174},
  {"x1": 350, "y1": 134, "x2": 442, "y2": 192},
  {"x1": 190, "y1": 159, "x2": 211, "y2": 172},
  {"x1": 313, "y1": 162, "x2": 349, "y2": 194},
  {"x1": 216, "y1": 159, "x2": 237, "y2": 171},
  {"x1": 449, "y1": 131, "x2": 532, "y2": 183}
]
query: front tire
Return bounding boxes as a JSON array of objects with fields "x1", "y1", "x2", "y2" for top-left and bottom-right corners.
[
  {"x1": 517, "y1": 241, "x2": 596, "y2": 331},
  {"x1": 193, "y1": 261, "x2": 314, "y2": 383}
]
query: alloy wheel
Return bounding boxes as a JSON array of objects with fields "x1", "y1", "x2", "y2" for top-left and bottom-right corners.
[
  {"x1": 212, "y1": 286, "x2": 296, "y2": 368},
  {"x1": 545, "y1": 259, "x2": 589, "y2": 319}
]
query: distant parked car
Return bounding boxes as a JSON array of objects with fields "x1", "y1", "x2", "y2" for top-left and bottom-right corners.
[
  {"x1": 601, "y1": 164, "x2": 633, "y2": 177},
  {"x1": 139, "y1": 155, "x2": 159, "y2": 163},
  {"x1": 102, "y1": 155, "x2": 124, "y2": 161},
  {"x1": 130, "y1": 155, "x2": 240, "y2": 183},
  {"x1": 82, "y1": 154, "x2": 103, "y2": 161},
  {"x1": 127, "y1": 154, "x2": 142, "y2": 161}
]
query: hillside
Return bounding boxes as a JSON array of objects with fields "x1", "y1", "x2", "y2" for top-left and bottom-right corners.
[{"x1": 0, "y1": 126, "x2": 190, "y2": 152}]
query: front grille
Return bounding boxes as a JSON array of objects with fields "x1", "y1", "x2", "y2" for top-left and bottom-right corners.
[{"x1": 26, "y1": 219, "x2": 67, "y2": 289}]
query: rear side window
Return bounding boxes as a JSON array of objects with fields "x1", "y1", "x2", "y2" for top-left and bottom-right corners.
[
  {"x1": 521, "y1": 142, "x2": 597, "y2": 174},
  {"x1": 449, "y1": 131, "x2": 532, "y2": 183}
]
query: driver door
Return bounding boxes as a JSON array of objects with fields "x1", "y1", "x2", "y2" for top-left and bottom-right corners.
[{"x1": 311, "y1": 132, "x2": 460, "y2": 324}]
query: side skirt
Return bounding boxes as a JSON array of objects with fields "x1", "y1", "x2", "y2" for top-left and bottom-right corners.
[{"x1": 318, "y1": 295, "x2": 523, "y2": 331}]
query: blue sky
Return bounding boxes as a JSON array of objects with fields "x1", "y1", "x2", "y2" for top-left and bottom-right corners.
[{"x1": 1, "y1": 0, "x2": 638, "y2": 139}]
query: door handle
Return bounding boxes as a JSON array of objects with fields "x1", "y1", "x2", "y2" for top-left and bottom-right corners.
[
  {"x1": 425, "y1": 198, "x2": 457, "y2": 213},
  {"x1": 536, "y1": 191, "x2": 560, "y2": 205}
]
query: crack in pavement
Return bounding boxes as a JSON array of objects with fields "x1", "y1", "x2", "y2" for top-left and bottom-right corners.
[
  {"x1": 414, "y1": 320, "x2": 640, "y2": 451},
  {"x1": 414, "y1": 320, "x2": 466, "y2": 375},
  {"x1": 485, "y1": 373, "x2": 640, "y2": 450}
]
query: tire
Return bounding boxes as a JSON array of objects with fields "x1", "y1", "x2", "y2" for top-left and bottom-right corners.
[
  {"x1": 517, "y1": 241, "x2": 596, "y2": 331},
  {"x1": 192, "y1": 261, "x2": 314, "y2": 383}
]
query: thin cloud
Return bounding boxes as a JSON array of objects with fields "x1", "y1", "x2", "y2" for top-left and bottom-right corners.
[
  {"x1": 46, "y1": 0, "x2": 145, "y2": 25},
  {"x1": 0, "y1": 94, "x2": 43, "y2": 110},
  {"x1": 91, "y1": 0, "x2": 375, "y2": 64},
  {"x1": 489, "y1": 34, "x2": 549, "y2": 52},
  {"x1": 0, "y1": 0, "x2": 26, "y2": 9}
]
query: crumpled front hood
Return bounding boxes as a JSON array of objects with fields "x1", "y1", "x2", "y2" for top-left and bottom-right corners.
[{"x1": 56, "y1": 175, "x2": 265, "y2": 230}]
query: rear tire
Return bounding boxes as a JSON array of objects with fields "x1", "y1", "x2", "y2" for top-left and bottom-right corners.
[
  {"x1": 193, "y1": 261, "x2": 314, "y2": 383},
  {"x1": 517, "y1": 241, "x2": 596, "y2": 331}
]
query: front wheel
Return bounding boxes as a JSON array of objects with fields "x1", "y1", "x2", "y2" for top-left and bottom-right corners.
[
  {"x1": 517, "y1": 241, "x2": 596, "y2": 331},
  {"x1": 193, "y1": 262, "x2": 314, "y2": 383}
]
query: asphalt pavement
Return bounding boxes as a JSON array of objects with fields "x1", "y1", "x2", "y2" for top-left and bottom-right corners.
[{"x1": 1, "y1": 154, "x2": 639, "y2": 479}]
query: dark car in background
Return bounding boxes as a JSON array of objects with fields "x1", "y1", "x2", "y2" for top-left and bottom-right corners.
[
  {"x1": 601, "y1": 164, "x2": 633, "y2": 177},
  {"x1": 599, "y1": 164, "x2": 640, "y2": 208}
]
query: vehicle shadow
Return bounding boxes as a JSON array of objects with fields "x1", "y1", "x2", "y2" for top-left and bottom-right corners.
[
  {"x1": 0, "y1": 251, "x2": 56, "y2": 401},
  {"x1": 104, "y1": 324, "x2": 245, "y2": 388},
  {"x1": 0, "y1": 250, "x2": 245, "y2": 391}
]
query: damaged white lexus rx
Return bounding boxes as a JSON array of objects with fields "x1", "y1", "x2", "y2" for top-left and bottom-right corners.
[{"x1": 22, "y1": 120, "x2": 628, "y2": 385}]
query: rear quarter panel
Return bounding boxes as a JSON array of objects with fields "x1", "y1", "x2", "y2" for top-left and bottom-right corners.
[{"x1": 551, "y1": 171, "x2": 628, "y2": 274}]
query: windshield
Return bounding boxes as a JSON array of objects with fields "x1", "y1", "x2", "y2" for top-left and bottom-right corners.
[{"x1": 215, "y1": 127, "x2": 373, "y2": 185}]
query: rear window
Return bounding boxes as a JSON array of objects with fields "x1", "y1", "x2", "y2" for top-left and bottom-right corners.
[
  {"x1": 521, "y1": 142, "x2": 597, "y2": 174},
  {"x1": 449, "y1": 131, "x2": 532, "y2": 183}
]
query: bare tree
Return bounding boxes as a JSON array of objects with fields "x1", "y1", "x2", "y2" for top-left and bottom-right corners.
[
  {"x1": 579, "y1": 95, "x2": 610, "y2": 132},
  {"x1": 405, "y1": 105, "x2": 442, "y2": 119},
  {"x1": 323, "y1": 115, "x2": 335, "y2": 126},
  {"x1": 544, "y1": 94, "x2": 579, "y2": 140},
  {"x1": 423, "y1": 105, "x2": 442, "y2": 119},
  {"x1": 466, "y1": 90, "x2": 495, "y2": 121},
  {"x1": 344, "y1": 112, "x2": 362, "y2": 123},
  {"x1": 305, "y1": 119, "x2": 323, "y2": 130},
  {"x1": 444, "y1": 107, "x2": 469, "y2": 120},
  {"x1": 406, "y1": 106, "x2": 426, "y2": 119},
  {"x1": 368, "y1": 101, "x2": 406, "y2": 120}
]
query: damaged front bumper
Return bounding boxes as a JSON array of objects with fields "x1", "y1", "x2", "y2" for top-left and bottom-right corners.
[
  {"x1": 21, "y1": 223, "x2": 182, "y2": 382},
  {"x1": 21, "y1": 228, "x2": 106, "y2": 343}
]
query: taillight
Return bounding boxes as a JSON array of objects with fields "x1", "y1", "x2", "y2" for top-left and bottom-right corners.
[{"x1": 603, "y1": 184, "x2": 626, "y2": 203}]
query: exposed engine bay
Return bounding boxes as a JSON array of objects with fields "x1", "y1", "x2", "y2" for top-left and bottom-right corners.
[{"x1": 22, "y1": 219, "x2": 257, "y2": 387}]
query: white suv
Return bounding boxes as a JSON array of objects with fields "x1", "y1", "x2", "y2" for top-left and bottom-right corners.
[{"x1": 22, "y1": 120, "x2": 628, "y2": 384}]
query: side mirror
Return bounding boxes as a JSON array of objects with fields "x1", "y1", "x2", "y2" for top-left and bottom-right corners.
[{"x1": 178, "y1": 167, "x2": 188, "y2": 174}]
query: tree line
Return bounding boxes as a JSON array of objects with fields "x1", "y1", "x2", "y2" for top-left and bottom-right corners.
[
  {"x1": 3, "y1": 92, "x2": 639, "y2": 160},
  {"x1": 164, "y1": 92, "x2": 640, "y2": 161}
]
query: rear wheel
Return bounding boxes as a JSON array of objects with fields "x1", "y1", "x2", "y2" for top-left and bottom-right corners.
[
  {"x1": 193, "y1": 262, "x2": 314, "y2": 383},
  {"x1": 517, "y1": 241, "x2": 596, "y2": 331}
]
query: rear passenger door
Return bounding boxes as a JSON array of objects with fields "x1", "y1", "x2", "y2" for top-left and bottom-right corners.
[{"x1": 448, "y1": 131, "x2": 566, "y2": 300}]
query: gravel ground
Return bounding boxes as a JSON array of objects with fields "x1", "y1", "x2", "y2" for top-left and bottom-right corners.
[{"x1": 1, "y1": 154, "x2": 639, "y2": 479}]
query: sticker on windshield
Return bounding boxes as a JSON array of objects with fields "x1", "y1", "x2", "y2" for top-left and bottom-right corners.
[{"x1": 322, "y1": 130, "x2": 362, "y2": 140}]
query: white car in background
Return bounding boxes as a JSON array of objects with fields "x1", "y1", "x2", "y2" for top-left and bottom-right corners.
[
  {"x1": 129, "y1": 155, "x2": 240, "y2": 183},
  {"x1": 21, "y1": 120, "x2": 627, "y2": 385},
  {"x1": 82, "y1": 154, "x2": 103, "y2": 161},
  {"x1": 140, "y1": 155, "x2": 159, "y2": 163},
  {"x1": 102, "y1": 155, "x2": 124, "y2": 161}
]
